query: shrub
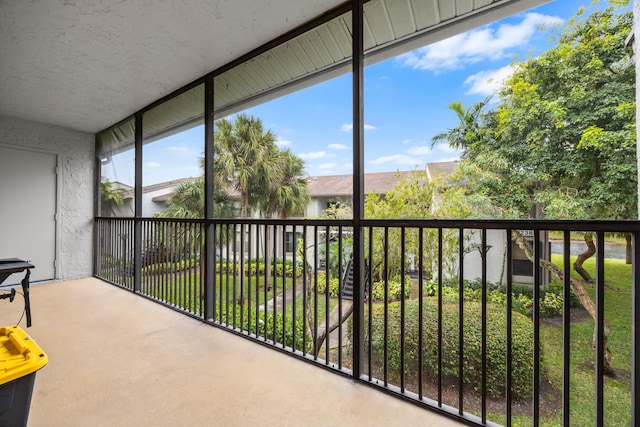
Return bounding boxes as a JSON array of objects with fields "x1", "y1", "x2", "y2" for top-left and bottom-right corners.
[
  {"x1": 367, "y1": 299, "x2": 534, "y2": 400},
  {"x1": 371, "y1": 278, "x2": 410, "y2": 302},
  {"x1": 439, "y1": 277, "x2": 580, "y2": 318},
  {"x1": 216, "y1": 305, "x2": 310, "y2": 352},
  {"x1": 316, "y1": 271, "x2": 340, "y2": 297}
]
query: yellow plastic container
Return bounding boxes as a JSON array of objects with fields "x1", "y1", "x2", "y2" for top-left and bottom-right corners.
[
  {"x1": 0, "y1": 325, "x2": 47, "y2": 426},
  {"x1": 0, "y1": 326, "x2": 47, "y2": 386}
]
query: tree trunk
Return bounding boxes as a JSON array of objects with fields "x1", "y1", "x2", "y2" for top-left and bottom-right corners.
[
  {"x1": 625, "y1": 233, "x2": 632, "y2": 265},
  {"x1": 304, "y1": 261, "x2": 316, "y2": 349},
  {"x1": 573, "y1": 234, "x2": 595, "y2": 283},
  {"x1": 313, "y1": 301, "x2": 354, "y2": 357},
  {"x1": 511, "y1": 230, "x2": 614, "y2": 376}
]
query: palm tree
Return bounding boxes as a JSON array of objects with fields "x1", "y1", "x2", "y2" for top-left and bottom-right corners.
[
  {"x1": 257, "y1": 149, "x2": 310, "y2": 290},
  {"x1": 214, "y1": 114, "x2": 284, "y2": 300},
  {"x1": 100, "y1": 179, "x2": 126, "y2": 216},
  {"x1": 431, "y1": 97, "x2": 492, "y2": 154},
  {"x1": 214, "y1": 114, "x2": 282, "y2": 219},
  {"x1": 164, "y1": 177, "x2": 234, "y2": 219}
]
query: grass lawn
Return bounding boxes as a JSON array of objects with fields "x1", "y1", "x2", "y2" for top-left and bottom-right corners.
[{"x1": 503, "y1": 254, "x2": 633, "y2": 426}]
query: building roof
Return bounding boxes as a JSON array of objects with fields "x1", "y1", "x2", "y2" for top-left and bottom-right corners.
[{"x1": 307, "y1": 161, "x2": 460, "y2": 197}]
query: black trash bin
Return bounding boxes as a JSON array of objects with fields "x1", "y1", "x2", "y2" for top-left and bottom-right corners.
[{"x1": 0, "y1": 326, "x2": 47, "y2": 427}]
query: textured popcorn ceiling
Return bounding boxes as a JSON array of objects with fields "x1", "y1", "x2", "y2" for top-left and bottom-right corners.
[
  {"x1": 0, "y1": 0, "x2": 548, "y2": 135},
  {"x1": 0, "y1": 0, "x2": 345, "y2": 133}
]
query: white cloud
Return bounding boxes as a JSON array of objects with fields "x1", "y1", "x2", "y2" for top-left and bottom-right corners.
[
  {"x1": 402, "y1": 139, "x2": 412, "y2": 145},
  {"x1": 369, "y1": 154, "x2": 419, "y2": 166},
  {"x1": 328, "y1": 143, "x2": 348, "y2": 150},
  {"x1": 167, "y1": 146, "x2": 188, "y2": 152},
  {"x1": 276, "y1": 139, "x2": 291, "y2": 146},
  {"x1": 341, "y1": 123, "x2": 377, "y2": 132},
  {"x1": 343, "y1": 162, "x2": 353, "y2": 170},
  {"x1": 144, "y1": 161, "x2": 161, "y2": 168},
  {"x1": 318, "y1": 162, "x2": 337, "y2": 170},
  {"x1": 399, "y1": 12, "x2": 563, "y2": 72},
  {"x1": 464, "y1": 65, "x2": 514, "y2": 96},
  {"x1": 406, "y1": 145, "x2": 431, "y2": 156},
  {"x1": 299, "y1": 151, "x2": 327, "y2": 160}
]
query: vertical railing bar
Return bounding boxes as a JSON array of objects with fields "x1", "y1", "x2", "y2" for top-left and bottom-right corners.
[
  {"x1": 263, "y1": 225, "x2": 268, "y2": 340},
  {"x1": 245, "y1": 223, "x2": 251, "y2": 335},
  {"x1": 506, "y1": 228, "x2": 513, "y2": 426},
  {"x1": 115, "y1": 220, "x2": 119, "y2": 285},
  {"x1": 137, "y1": 221, "x2": 142, "y2": 292},
  {"x1": 481, "y1": 228, "x2": 487, "y2": 424},
  {"x1": 169, "y1": 222, "x2": 175, "y2": 306},
  {"x1": 367, "y1": 225, "x2": 373, "y2": 380},
  {"x1": 171, "y1": 222, "x2": 176, "y2": 303},
  {"x1": 238, "y1": 223, "x2": 242, "y2": 330},
  {"x1": 632, "y1": 230, "x2": 640, "y2": 427},
  {"x1": 176, "y1": 222, "x2": 182, "y2": 306},
  {"x1": 302, "y1": 225, "x2": 308, "y2": 356},
  {"x1": 458, "y1": 227, "x2": 464, "y2": 414},
  {"x1": 191, "y1": 222, "x2": 196, "y2": 313},
  {"x1": 112, "y1": 220, "x2": 116, "y2": 284},
  {"x1": 314, "y1": 226, "x2": 319, "y2": 361},
  {"x1": 187, "y1": 222, "x2": 192, "y2": 312},
  {"x1": 226, "y1": 224, "x2": 231, "y2": 325},
  {"x1": 110, "y1": 220, "x2": 114, "y2": 283},
  {"x1": 563, "y1": 229, "x2": 571, "y2": 427},
  {"x1": 151, "y1": 221, "x2": 155, "y2": 296},
  {"x1": 224, "y1": 224, "x2": 236, "y2": 326},
  {"x1": 178, "y1": 223, "x2": 182, "y2": 306},
  {"x1": 188, "y1": 222, "x2": 193, "y2": 312},
  {"x1": 383, "y1": 226, "x2": 389, "y2": 387},
  {"x1": 418, "y1": 227, "x2": 424, "y2": 400},
  {"x1": 438, "y1": 227, "x2": 443, "y2": 406},
  {"x1": 163, "y1": 222, "x2": 168, "y2": 303},
  {"x1": 595, "y1": 230, "x2": 605, "y2": 427},
  {"x1": 109, "y1": 220, "x2": 115, "y2": 283},
  {"x1": 197, "y1": 222, "x2": 202, "y2": 314},
  {"x1": 218, "y1": 223, "x2": 223, "y2": 323},
  {"x1": 533, "y1": 229, "x2": 540, "y2": 427},
  {"x1": 282, "y1": 224, "x2": 287, "y2": 350},
  {"x1": 180, "y1": 222, "x2": 185, "y2": 309},
  {"x1": 325, "y1": 224, "x2": 330, "y2": 363},
  {"x1": 338, "y1": 226, "x2": 343, "y2": 368},
  {"x1": 272, "y1": 225, "x2": 277, "y2": 346},
  {"x1": 162, "y1": 221, "x2": 167, "y2": 301},
  {"x1": 400, "y1": 226, "x2": 406, "y2": 393},
  {"x1": 155, "y1": 222, "x2": 160, "y2": 301},
  {"x1": 214, "y1": 222, "x2": 222, "y2": 322},
  {"x1": 193, "y1": 222, "x2": 197, "y2": 313},
  {"x1": 292, "y1": 224, "x2": 298, "y2": 353},
  {"x1": 138, "y1": 221, "x2": 142, "y2": 292},
  {"x1": 248, "y1": 224, "x2": 252, "y2": 336},
  {"x1": 232, "y1": 224, "x2": 237, "y2": 329}
]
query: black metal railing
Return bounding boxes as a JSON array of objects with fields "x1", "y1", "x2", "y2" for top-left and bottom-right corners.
[{"x1": 95, "y1": 217, "x2": 639, "y2": 426}]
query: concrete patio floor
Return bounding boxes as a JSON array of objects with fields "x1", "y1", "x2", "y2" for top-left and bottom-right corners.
[{"x1": 0, "y1": 278, "x2": 462, "y2": 427}]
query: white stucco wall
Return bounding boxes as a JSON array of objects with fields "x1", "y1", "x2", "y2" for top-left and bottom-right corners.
[{"x1": 0, "y1": 115, "x2": 94, "y2": 279}]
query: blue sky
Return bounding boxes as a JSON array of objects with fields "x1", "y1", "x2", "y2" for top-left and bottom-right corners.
[{"x1": 135, "y1": 0, "x2": 619, "y2": 186}]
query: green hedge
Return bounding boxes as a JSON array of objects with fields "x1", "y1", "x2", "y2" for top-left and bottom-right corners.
[
  {"x1": 367, "y1": 298, "x2": 534, "y2": 400},
  {"x1": 436, "y1": 277, "x2": 580, "y2": 318},
  {"x1": 316, "y1": 271, "x2": 340, "y2": 297},
  {"x1": 371, "y1": 279, "x2": 410, "y2": 302},
  {"x1": 216, "y1": 305, "x2": 309, "y2": 352}
]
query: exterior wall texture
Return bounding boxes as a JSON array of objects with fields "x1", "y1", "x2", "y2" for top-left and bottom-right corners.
[{"x1": 0, "y1": 114, "x2": 94, "y2": 279}]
